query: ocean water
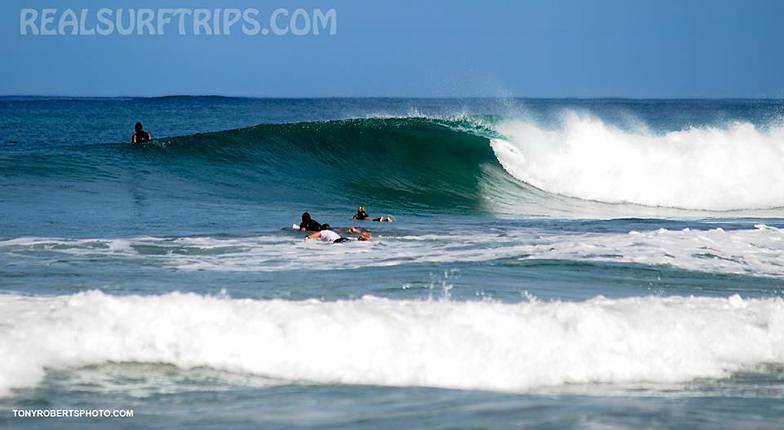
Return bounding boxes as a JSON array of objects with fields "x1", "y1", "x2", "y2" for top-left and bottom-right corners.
[{"x1": 1, "y1": 97, "x2": 784, "y2": 429}]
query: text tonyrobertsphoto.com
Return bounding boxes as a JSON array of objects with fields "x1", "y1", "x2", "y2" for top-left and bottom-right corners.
[{"x1": 12, "y1": 409, "x2": 134, "y2": 419}]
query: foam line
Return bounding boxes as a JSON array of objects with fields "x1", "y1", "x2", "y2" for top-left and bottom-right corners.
[
  {"x1": 1, "y1": 291, "x2": 782, "y2": 396},
  {"x1": 2, "y1": 225, "x2": 783, "y2": 277}
]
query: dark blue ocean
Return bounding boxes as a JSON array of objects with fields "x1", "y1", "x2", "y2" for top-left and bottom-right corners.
[{"x1": 1, "y1": 97, "x2": 784, "y2": 429}]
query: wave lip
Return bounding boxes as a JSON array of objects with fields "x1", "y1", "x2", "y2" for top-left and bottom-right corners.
[
  {"x1": 491, "y1": 112, "x2": 784, "y2": 211},
  {"x1": 1, "y1": 291, "x2": 783, "y2": 396}
]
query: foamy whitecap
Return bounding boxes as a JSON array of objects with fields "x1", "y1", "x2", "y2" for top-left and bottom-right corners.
[
  {"x1": 491, "y1": 112, "x2": 784, "y2": 210},
  {"x1": 1, "y1": 291, "x2": 782, "y2": 397},
  {"x1": 2, "y1": 225, "x2": 783, "y2": 277}
]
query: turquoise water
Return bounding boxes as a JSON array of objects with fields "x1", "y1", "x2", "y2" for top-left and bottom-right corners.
[{"x1": 1, "y1": 97, "x2": 784, "y2": 428}]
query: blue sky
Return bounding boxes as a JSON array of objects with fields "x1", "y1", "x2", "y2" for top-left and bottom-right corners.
[{"x1": 2, "y1": 0, "x2": 783, "y2": 97}]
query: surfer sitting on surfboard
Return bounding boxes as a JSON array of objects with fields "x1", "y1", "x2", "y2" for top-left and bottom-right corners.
[
  {"x1": 305, "y1": 225, "x2": 372, "y2": 243},
  {"x1": 299, "y1": 212, "x2": 322, "y2": 232},
  {"x1": 132, "y1": 121, "x2": 152, "y2": 144},
  {"x1": 352, "y1": 205, "x2": 393, "y2": 222}
]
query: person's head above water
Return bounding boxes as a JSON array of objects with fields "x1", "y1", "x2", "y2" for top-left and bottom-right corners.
[
  {"x1": 320, "y1": 224, "x2": 332, "y2": 231},
  {"x1": 353, "y1": 205, "x2": 371, "y2": 221},
  {"x1": 298, "y1": 212, "x2": 322, "y2": 231},
  {"x1": 132, "y1": 121, "x2": 152, "y2": 144}
]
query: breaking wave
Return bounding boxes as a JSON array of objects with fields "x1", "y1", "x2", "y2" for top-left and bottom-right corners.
[
  {"x1": 4, "y1": 113, "x2": 783, "y2": 214},
  {"x1": 491, "y1": 112, "x2": 784, "y2": 210},
  {"x1": 1, "y1": 291, "x2": 783, "y2": 396}
]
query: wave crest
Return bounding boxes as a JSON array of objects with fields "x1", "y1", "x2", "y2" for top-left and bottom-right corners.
[
  {"x1": 6, "y1": 113, "x2": 784, "y2": 215},
  {"x1": 492, "y1": 112, "x2": 784, "y2": 210}
]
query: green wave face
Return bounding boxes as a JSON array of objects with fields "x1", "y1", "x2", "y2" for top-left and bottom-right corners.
[
  {"x1": 185, "y1": 117, "x2": 503, "y2": 210},
  {"x1": 5, "y1": 115, "x2": 772, "y2": 221},
  {"x1": 2, "y1": 117, "x2": 520, "y2": 213}
]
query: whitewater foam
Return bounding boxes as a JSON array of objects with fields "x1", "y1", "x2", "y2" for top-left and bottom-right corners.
[
  {"x1": 3, "y1": 225, "x2": 783, "y2": 277},
  {"x1": 491, "y1": 112, "x2": 784, "y2": 210},
  {"x1": 0, "y1": 291, "x2": 782, "y2": 397}
]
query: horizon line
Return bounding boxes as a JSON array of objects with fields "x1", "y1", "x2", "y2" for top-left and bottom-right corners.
[{"x1": 2, "y1": 94, "x2": 784, "y2": 101}]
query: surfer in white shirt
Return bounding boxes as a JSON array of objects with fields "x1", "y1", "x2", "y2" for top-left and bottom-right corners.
[{"x1": 305, "y1": 224, "x2": 372, "y2": 243}]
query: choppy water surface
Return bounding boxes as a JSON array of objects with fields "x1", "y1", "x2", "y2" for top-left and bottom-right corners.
[{"x1": 1, "y1": 97, "x2": 784, "y2": 428}]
